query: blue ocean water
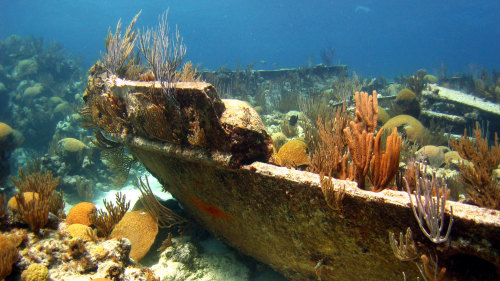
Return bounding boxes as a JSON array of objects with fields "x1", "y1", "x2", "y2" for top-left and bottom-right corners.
[{"x1": 1, "y1": 0, "x2": 498, "y2": 77}]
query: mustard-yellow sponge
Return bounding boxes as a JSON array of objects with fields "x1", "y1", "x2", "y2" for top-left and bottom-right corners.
[
  {"x1": 21, "y1": 263, "x2": 49, "y2": 281},
  {"x1": 110, "y1": 211, "x2": 158, "y2": 262}
]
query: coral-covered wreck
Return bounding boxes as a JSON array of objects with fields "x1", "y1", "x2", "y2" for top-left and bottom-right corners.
[{"x1": 81, "y1": 62, "x2": 500, "y2": 281}]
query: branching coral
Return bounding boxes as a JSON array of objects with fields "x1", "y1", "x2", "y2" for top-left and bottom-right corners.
[
  {"x1": 101, "y1": 146, "x2": 136, "y2": 187},
  {"x1": 343, "y1": 91, "x2": 378, "y2": 189},
  {"x1": 405, "y1": 168, "x2": 453, "y2": 244},
  {"x1": 388, "y1": 227, "x2": 418, "y2": 262},
  {"x1": 10, "y1": 168, "x2": 59, "y2": 233},
  {"x1": 138, "y1": 9, "x2": 186, "y2": 101},
  {"x1": 136, "y1": 176, "x2": 187, "y2": 228},
  {"x1": 319, "y1": 174, "x2": 346, "y2": 211},
  {"x1": 370, "y1": 127, "x2": 402, "y2": 192},
  {"x1": 449, "y1": 122, "x2": 500, "y2": 210},
  {"x1": 89, "y1": 192, "x2": 130, "y2": 237},
  {"x1": 0, "y1": 234, "x2": 19, "y2": 280},
  {"x1": 101, "y1": 11, "x2": 141, "y2": 76},
  {"x1": 309, "y1": 103, "x2": 351, "y2": 180},
  {"x1": 311, "y1": 92, "x2": 401, "y2": 191},
  {"x1": 408, "y1": 69, "x2": 427, "y2": 98}
]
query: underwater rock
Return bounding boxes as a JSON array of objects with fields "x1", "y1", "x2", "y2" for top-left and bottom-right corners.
[
  {"x1": 219, "y1": 99, "x2": 274, "y2": 166},
  {"x1": 416, "y1": 145, "x2": 446, "y2": 168},
  {"x1": 7, "y1": 222, "x2": 156, "y2": 281},
  {"x1": 151, "y1": 237, "x2": 249, "y2": 281}
]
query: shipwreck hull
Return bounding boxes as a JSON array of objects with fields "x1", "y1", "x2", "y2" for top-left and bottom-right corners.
[
  {"x1": 120, "y1": 135, "x2": 499, "y2": 281},
  {"x1": 82, "y1": 67, "x2": 499, "y2": 280}
]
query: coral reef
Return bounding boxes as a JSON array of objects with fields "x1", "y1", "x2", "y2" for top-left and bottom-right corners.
[
  {"x1": 10, "y1": 168, "x2": 60, "y2": 233},
  {"x1": 0, "y1": 35, "x2": 85, "y2": 150},
  {"x1": 0, "y1": 122, "x2": 23, "y2": 185}
]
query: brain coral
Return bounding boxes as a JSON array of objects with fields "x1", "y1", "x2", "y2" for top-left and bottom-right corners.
[
  {"x1": 110, "y1": 210, "x2": 158, "y2": 262},
  {"x1": 424, "y1": 74, "x2": 438, "y2": 83},
  {"x1": 21, "y1": 263, "x2": 49, "y2": 281},
  {"x1": 395, "y1": 88, "x2": 416, "y2": 103},
  {"x1": 377, "y1": 106, "x2": 391, "y2": 124},
  {"x1": 66, "y1": 223, "x2": 94, "y2": 241},
  {"x1": 381, "y1": 115, "x2": 427, "y2": 144},
  {"x1": 276, "y1": 139, "x2": 310, "y2": 169},
  {"x1": 66, "y1": 202, "x2": 96, "y2": 226},
  {"x1": 15, "y1": 58, "x2": 38, "y2": 78},
  {"x1": 395, "y1": 89, "x2": 420, "y2": 117},
  {"x1": 23, "y1": 83, "x2": 43, "y2": 98},
  {"x1": 58, "y1": 138, "x2": 88, "y2": 152}
]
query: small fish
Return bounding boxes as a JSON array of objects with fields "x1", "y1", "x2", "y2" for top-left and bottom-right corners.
[{"x1": 354, "y1": 5, "x2": 371, "y2": 13}]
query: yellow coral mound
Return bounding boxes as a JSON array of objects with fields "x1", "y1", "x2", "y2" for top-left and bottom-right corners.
[
  {"x1": 110, "y1": 210, "x2": 158, "y2": 262},
  {"x1": 67, "y1": 224, "x2": 94, "y2": 241},
  {"x1": 23, "y1": 83, "x2": 43, "y2": 98},
  {"x1": 377, "y1": 106, "x2": 390, "y2": 124},
  {"x1": 0, "y1": 122, "x2": 14, "y2": 142},
  {"x1": 382, "y1": 115, "x2": 427, "y2": 143},
  {"x1": 395, "y1": 88, "x2": 416, "y2": 103},
  {"x1": 21, "y1": 263, "x2": 49, "y2": 281},
  {"x1": 8, "y1": 192, "x2": 39, "y2": 210},
  {"x1": 58, "y1": 138, "x2": 88, "y2": 152},
  {"x1": 66, "y1": 202, "x2": 96, "y2": 226},
  {"x1": 276, "y1": 139, "x2": 310, "y2": 168}
]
